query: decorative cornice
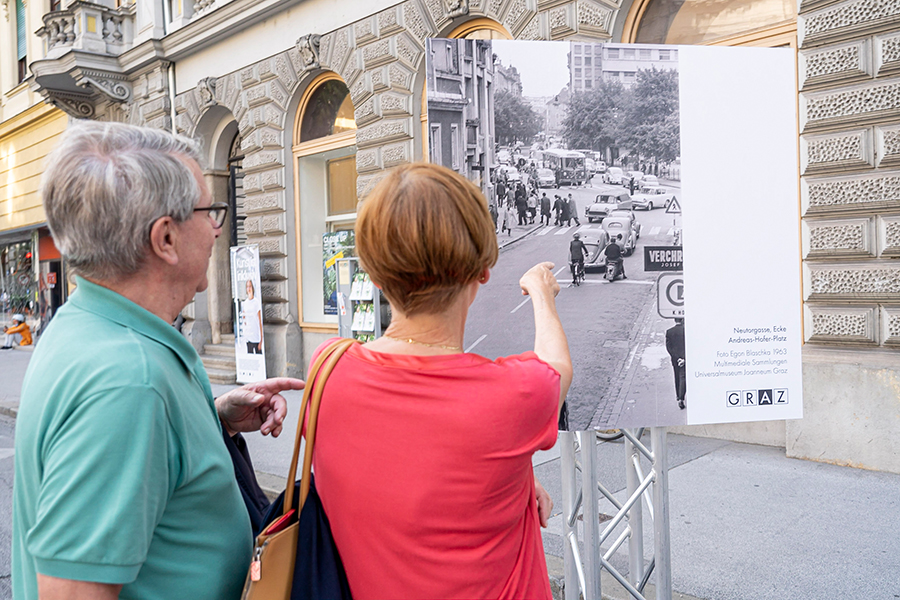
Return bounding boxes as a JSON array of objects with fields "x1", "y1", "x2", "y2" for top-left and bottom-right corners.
[
  {"x1": 296, "y1": 34, "x2": 321, "y2": 73},
  {"x1": 38, "y1": 90, "x2": 96, "y2": 119},
  {"x1": 447, "y1": 0, "x2": 470, "y2": 18},
  {"x1": 197, "y1": 76, "x2": 217, "y2": 108},
  {"x1": 72, "y1": 67, "x2": 132, "y2": 102}
]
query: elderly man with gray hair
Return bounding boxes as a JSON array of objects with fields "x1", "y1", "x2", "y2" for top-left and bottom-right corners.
[{"x1": 12, "y1": 122, "x2": 304, "y2": 600}]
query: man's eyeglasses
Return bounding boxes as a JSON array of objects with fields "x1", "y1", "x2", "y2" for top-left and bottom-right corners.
[{"x1": 193, "y1": 202, "x2": 229, "y2": 229}]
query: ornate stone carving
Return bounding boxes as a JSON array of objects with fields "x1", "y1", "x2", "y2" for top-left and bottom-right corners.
[
  {"x1": 355, "y1": 118, "x2": 412, "y2": 148},
  {"x1": 880, "y1": 217, "x2": 900, "y2": 256},
  {"x1": 488, "y1": 0, "x2": 504, "y2": 18},
  {"x1": 329, "y1": 29, "x2": 350, "y2": 74},
  {"x1": 577, "y1": 0, "x2": 612, "y2": 32},
  {"x1": 548, "y1": 4, "x2": 576, "y2": 38},
  {"x1": 801, "y1": 41, "x2": 870, "y2": 88},
  {"x1": 381, "y1": 141, "x2": 411, "y2": 167},
  {"x1": 197, "y1": 76, "x2": 217, "y2": 109},
  {"x1": 355, "y1": 17, "x2": 377, "y2": 45},
  {"x1": 876, "y1": 125, "x2": 900, "y2": 168},
  {"x1": 379, "y1": 92, "x2": 409, "y2": 115},
  {"x1": 807, "y1": 219, "x2": 869, "y2": 255},
  {"x1": 879, "y1": 33, "x2": 900, "y2": 75},
  {"x1": 396, "y1": 33, "x2": 422, "y2": 68},
  {"x1": 363, "y1": 39, "x2": 395, "y2": 69},
  {"x1": 46, "y1": 92, "x2": 96, "y2": 118},
  {"x1": 73, "y1": 69, "x2": 131, "y2": 103},
  {"x1": 804, "y1": 81, "x2": 900, "y2": 130},
  {"x1": 389, "y1": 63, "x2": 414, "y2": 92},
  {"x1": 803, "y1": 130, "x2": 871, "y2": 174},
  {"x1": 244, "y1": 193, "x2": 284, "y2": 214},
  {"x1": 803, "y1": 0, "x2": 900, "y2": 44},
  {"x1": 503, "y1": 0, "x2": 529, "y2": 33},
  {"x1": 519, "y1": 15, "x2": 542, "y2": 40},
  {"x1": 402, "y1": 1, "x2": 432, "y2": 44},
  {"x1": 805, "y1": 172, "x2": 900, "y2": 212},
  {"x1": 447, "y1": 0, "x2": 469, "y2": 18},
  {"x1": 356, "y1": 148, "x2": 380, "y2": 173},
  {"x1": 296, "y1": 34, "x2": 322, "y2": 73},
  {"x1": 808, "y1": 266, "x2": 900, "y2": 296},
  {"x1": 379, "y1": 7, "x2": 401, "y2": 35},
  {"x1": 883, "y1": 307, "x2": 900, "y2": 345},
  {"x1": 808, "y1": 308, "x2": 874, "y2": 343}
]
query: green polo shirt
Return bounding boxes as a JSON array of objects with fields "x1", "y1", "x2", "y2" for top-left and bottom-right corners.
[{"x1": 12, "y1": 277, "x2": 251, "y2": 599}]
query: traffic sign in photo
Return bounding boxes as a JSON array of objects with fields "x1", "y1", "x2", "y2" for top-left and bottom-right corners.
[
  {"x1": 657, "y1": 273, "x2": 684, "y2": 318},
  {"x1": 666, "y1": 197, "x2": 682, "y2": 214}
]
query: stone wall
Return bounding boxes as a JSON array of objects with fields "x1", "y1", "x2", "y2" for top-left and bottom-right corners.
[{"x1": 795, "y1": 0, "x2": 900, "y2": 472}]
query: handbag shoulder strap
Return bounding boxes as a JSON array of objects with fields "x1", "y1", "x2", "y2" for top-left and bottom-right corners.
[{"x1": 283, "y1": 337, "x2": 357, "y2": 516}]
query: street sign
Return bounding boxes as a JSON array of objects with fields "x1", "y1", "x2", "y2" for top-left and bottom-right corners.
[
  {"x1": 666, "y1": 197, "x2": 682, "y2": 214},
  {"x1": 644, "y1": 246, "x2": 683, "y2": 271},
  {"x1": 657, "y1": 272, "x2": 684, "y2": 318}
]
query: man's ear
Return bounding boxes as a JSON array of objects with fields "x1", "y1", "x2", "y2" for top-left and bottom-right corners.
[{"x1": 148, "y1": 217, "x2": 180, "y2": 266}]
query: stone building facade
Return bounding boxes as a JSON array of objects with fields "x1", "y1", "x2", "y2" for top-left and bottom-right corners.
[{"x1": 24, "y1": 0, "x2": 900, "y2": 472}]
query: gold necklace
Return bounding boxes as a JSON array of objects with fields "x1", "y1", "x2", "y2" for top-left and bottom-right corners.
[{"x1": 382, "y1": 334, "x2": 462, "y2": 352}]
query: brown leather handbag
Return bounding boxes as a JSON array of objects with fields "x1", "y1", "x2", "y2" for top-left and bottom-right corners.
[{"x1": 241, "y1": 337, "x2": 356, "y2": 600}]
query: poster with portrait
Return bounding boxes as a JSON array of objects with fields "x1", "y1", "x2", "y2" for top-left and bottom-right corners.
[
  {"x1": 231, "y1": 244, "x2": 266, "y2": 383},
  {"x1": 323, "y1": 230, "x2": 356, "y2": 316},
  {"x1": 426, "y1": 38, "x2": 803, "y2": 430}
]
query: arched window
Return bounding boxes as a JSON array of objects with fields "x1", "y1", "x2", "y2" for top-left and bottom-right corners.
[
  {"x1": 625, "y1": 0, "x2": 797, "y2": 47},
  {"x1": 292, "y1": 73, "x2": 357, "y2": 327}
]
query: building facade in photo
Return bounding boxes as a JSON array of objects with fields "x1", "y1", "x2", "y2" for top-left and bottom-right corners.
[
  {"x1": 0, "y1": 0, "x2": 70, "y2": 335},
  {"x1": 18, "y1": 0, "x2": 900, "y2": 472}
]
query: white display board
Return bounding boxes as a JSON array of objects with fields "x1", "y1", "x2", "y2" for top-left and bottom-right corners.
[
  {"x1": 231, "y1": 244, "x2": 267, "y2": 383},
  {"x1": 427, "y1": 39, "x2": 802, "y2": 429}
]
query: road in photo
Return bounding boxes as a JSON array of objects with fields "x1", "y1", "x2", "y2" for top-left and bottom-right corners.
[{"x1": 464, "y1": 177, "x2": 685, "y2": 430}]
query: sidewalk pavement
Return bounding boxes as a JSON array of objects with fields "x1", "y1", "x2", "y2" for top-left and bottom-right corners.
[{"x1": 5, "y1": 340, "x2": 900, "y2": 599}]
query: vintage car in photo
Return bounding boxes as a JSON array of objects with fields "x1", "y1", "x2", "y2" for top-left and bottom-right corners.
[
  {"x1": 601, "y1": 215, "x2": 637, "y2": 255},
  {"x1": 536, "y1": 168, "x2": 556, "y2": 187},
  {"x1": 595, "y1": 160, "x2": 607, "y2": 173},
  {"x1": 603, "y1": 166, "x2": 624, "y2": 184},
  {"x1": 579, "y1": 230, "x2": 612, "y2": 272},
  {"x1": 624, "y1": 171, "x2": 644, "y2": 187},
  {"x1": 585, "y1": 191, "x2": 632, "y2": 223},
  {"x1": 497, "y1": 149, "x2": 512, "y2": 164},
  {"x1": 496, "y1": 164, "x2": 521, "y2": 183},
  {"x1": 609, "y1": 209, "x2": 642, "y2": 239},
  {"x1": 641, "y1": 175, "x2": 659, "y2": 187},
  {"x1": 631, "y1": 185, "x2": 676, "y2": 210}
]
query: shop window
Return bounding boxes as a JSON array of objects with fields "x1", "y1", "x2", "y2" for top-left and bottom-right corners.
[
  {"x1": 629, "y1": 0, "x2": 796, "y2": 46},
  {"x1": 292, "y1": 74, "x2": 358, "y2": 327}
]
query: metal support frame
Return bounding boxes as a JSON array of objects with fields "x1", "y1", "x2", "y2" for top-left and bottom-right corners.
[{"x1": 560, "y1": 428, "x2": 672, "y2": 600}]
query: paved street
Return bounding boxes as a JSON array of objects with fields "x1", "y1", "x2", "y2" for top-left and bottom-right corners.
[{"x1": 470, "y1": 176, "x2": 685, "y2": 430}]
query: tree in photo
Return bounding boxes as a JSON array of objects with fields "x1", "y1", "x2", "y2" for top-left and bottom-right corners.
[
  {"x1": 619, "y1": 67, "x2": 680, "y2": 165},
  {"x1": 562, "y1": 78, "x2": 625, "y2": 156},
  {"x1": 494, "y1": 90, "x2": 541, "y2": 146}
]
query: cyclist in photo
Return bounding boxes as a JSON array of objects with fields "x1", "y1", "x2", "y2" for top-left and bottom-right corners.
[{"x1": 569, "y1": 232, "x2": 588, "y2": 285}]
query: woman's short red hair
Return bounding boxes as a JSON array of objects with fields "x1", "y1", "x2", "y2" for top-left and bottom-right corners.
[{"x1": 356, "y1": 162, "x2": 499, "y2": 316}]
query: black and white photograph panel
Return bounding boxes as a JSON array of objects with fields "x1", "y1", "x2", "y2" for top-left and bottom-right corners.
[{"x1": 426, "y1": 38, "x2": 685, "y2": 431}]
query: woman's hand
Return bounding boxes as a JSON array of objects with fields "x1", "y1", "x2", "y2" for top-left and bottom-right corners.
[
  {"x1": 519, "y1": 262, "x2": 560, "y2": 299},
  {"x1": 535, "y1": 477, "x2": 553, "y2": 528},
  {"x1": 215, "y1": 377, "x2": 305, "y2": 437}
]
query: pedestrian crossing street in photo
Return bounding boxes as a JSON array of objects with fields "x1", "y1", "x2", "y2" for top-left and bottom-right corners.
[{"x1": 536, "y1": 224, "x2": 678, "y2": 237}]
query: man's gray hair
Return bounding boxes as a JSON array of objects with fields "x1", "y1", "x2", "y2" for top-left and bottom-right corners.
[{"x1": 41, "y1": 121, "x2": 204, "y2": 281}]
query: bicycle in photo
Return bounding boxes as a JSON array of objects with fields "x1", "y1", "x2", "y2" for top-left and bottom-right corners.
[{"x1": 570, "y1": 260, "x2": 585, "y2": 286}]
